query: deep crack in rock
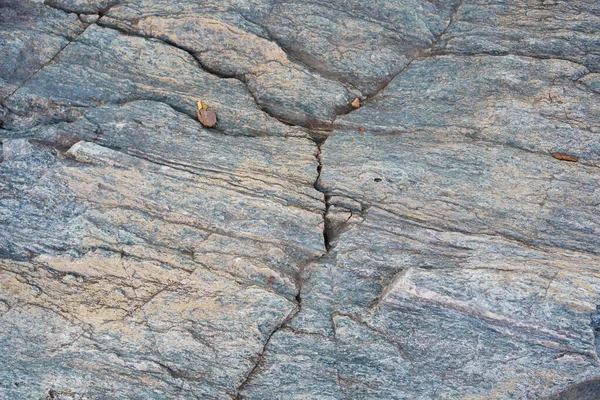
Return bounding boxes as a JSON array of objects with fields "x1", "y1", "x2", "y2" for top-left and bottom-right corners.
[{"x1": 2, "y1": 0, "x2": 600, "y2": 399}]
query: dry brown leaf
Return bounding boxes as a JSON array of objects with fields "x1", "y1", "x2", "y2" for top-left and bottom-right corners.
[
  {"x1": 197, "y1": 100, "x2": 217, "y2": 128},
  {"x1": 198, "y1": 109, "x2": 217, "y2": 128},
  {"x1": 552, "y1": 152, "x2": 578, "y2": 162}
]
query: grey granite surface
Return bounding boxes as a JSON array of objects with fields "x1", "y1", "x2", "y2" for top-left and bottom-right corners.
[{"x1": 1, "y1": 0, "x2": 599, "y2": 399}]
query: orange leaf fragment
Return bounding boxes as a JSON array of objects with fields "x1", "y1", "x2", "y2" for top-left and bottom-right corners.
[{"x1": 551, "y1": 152, "x2": 578, "y2": 162}]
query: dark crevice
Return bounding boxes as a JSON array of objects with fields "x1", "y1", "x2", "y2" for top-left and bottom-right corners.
[
  {"x1": 233, "y1": 98, "x2": 358, "y2": 396},
  {"x1": 313, "y1": 140, "x2": 332, "y2": 252},
  {"x1": 591, "y1": 305, "x2": 600, "y2": 357},
  {"x1": 322, "y1": 197, "x2": 333, "y2": 251}
]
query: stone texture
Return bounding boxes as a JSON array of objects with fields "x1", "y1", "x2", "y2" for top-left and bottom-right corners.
[
  {"x1": 436, "y1": 0, "x2": 600, "y2": 72},
  {"x1": 64, "y1": 0, "x2": 460, "y2": 127},
  {"x1": 1, "y1": 0, "x2": 600, "y2": 399},
  {"x1": 3, "y1": 23, "x2": 304, "y2": 138},
  {"x1": 0, "y1": 102, "x2": 324, "y2": 398},
  {"x1": 0, "y1": 0, "x2": 85, "y2": 101}
]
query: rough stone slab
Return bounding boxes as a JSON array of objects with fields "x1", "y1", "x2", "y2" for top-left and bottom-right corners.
[
  {"x1": 24, "y1": 100, "x2": 321, "y2": 199},
  {"x1": 238, "y1": 329, "x2": 342, "y2": 400},
  {"x1": 46, "y1": 0, "x2": 120, "y2": 14},
  {"x1": 240, "y1": 54, "x2": 600, "y2": 398},
  {"x1": 91, "y1": 0, "x2": 461, "y2": 127},
  {"x1": 319, "y1": 131, "x2": 600, "y2": 254},
  {"x1": 337, "y1": 55, "x2": 599, "y2": 166},
  {"x1": 100, "y1": 13, "x2": 358, "y2": 128},
  {"x1": 3, "y1": 24, "x2": 303, "y2": 137},
  {"x1": 437, "y1": 0, "x2": 600, "y2": 72},
  {"x1": 0, "y1": 102, "x2": 324, "y2": 397},
  {"x1": 322, "y1": 55, "x2": 600, "y2": 255},
  {"x1": 2, "y1": 0, "x2": 600, "y2": 399},
  {"x1": 0, "y1": 0, "x2": 85, "y2": 101},
  {"x1": 1, "y1": 258, "x2": 296, "y2": 399},
  {"x1": 243, "y1": 207, "x2": 600, "y2": 398}
]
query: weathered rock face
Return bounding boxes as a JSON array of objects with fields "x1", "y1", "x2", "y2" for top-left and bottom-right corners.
[
  {"x1": 437, "y1": 0, "x2": 600, "y2": 72},
  {"x1": 0, "y1": 0, "x2": 85, "y2": 101},
  {"x1": 1, "y1": 0, "x2": 599, "y2": 399}
]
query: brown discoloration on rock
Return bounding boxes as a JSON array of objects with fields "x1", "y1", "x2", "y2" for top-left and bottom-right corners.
[
  {"x1": 351, "y1": 98, "x2": 361, "y2": 108},
  {"x1": 552, "y1": 152, "x2": 579, "y2": 162},
  {"x1": 358, "y1": 127, "x2": 365, "y2": 132},
  {"x1": 53, "y1": 133, "x2": 81, "y2": 151}
]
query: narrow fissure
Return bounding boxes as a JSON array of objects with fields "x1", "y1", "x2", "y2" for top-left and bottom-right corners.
[
  {"x1": 591, "y1": 305, "x2": 600, "y2": 357},
  {"x1": 2, "y1": 24, "x2": 90, "y2": 104},
  {"x1": 233, "y1": 108, "x2": 347, "y2": 398},
  {"x1": 233, "y1": 303, "x2": 302, "y2": 399},
  {"x1": 313, "y1": 137, "x2": 332, "y2": 252}
]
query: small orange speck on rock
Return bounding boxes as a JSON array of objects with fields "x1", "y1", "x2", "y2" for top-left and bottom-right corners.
[
  {"x1": 351, "y1": 98, "x2": 361, "y2": 108},
  {"x1": 358, "y1": 127, "x2": 365, "y2": 132}
]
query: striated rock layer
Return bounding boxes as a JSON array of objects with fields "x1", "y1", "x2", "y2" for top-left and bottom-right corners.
[{"x1": 1, "y1": 0, "x2": 599, "y2": 399}]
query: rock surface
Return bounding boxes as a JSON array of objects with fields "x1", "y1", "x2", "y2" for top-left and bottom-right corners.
[{"x1": 1, "y1": 0, "x2": 599, "y2": 399}]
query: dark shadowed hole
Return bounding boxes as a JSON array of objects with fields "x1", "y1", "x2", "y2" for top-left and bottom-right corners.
[
  {"x1": 544, "y1": 378, "x2": 600, "y2": 400},
  {"x1": 374, "y1": 178, "x2": 382, "y2": 182}
]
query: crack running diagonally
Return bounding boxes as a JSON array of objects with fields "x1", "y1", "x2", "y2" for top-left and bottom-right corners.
[
  {"x1": 233, "y1": 301, "x2": 302, "y2": 399},
  {"x1": 3, "y1": 25, "x2": 91, "y2": 104}
]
